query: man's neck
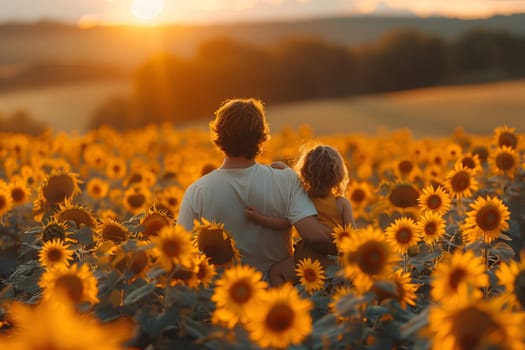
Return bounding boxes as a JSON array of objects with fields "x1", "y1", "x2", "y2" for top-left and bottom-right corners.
[{"x1": 220, "y1": 156, "x2": 256, "y2": 169}]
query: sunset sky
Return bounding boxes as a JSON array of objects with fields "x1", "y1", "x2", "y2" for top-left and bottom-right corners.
[{"x1": 2, "y1": 0, "x2": 525, "y2": 27}]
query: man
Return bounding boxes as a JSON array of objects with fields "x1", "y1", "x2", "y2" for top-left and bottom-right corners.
[{"x1": 177, "y1": 98, "x2": 334, "y2": 282}]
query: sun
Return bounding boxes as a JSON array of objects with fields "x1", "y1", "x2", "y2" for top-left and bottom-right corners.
[{"x1": 131, "y1": 0, "x2": 165, "y2": 20}]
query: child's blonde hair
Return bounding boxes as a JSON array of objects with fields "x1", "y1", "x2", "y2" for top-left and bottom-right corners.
[{"x1": 294, "y1": 144, "x2": 349, "y2": 197}]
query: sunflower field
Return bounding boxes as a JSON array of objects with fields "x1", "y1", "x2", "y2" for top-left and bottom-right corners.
[{"x1": 0, "y1": 123, "x2": 524, "y2": 350}]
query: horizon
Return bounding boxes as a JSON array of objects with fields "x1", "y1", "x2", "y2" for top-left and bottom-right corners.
[{"x1": 2, "y1": 0, "x2": 525, "y2": 28}]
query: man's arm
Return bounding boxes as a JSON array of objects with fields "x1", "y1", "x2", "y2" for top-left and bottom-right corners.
[{"x1": 294, "y1": 215, "x2": 338, "y2": 255}]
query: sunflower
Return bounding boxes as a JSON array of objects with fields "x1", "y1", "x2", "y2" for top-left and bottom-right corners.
[
  {"x1": 489, "y1": 145, "x2": 520, "y2": 179},
  {"x1": 194, "y1": 253, "x2": 216, "y2": 289},
  {"x1": 445, "y1": 143, "x2": 463, "y2": 162},
  {"x1": 192, "y1": 218, "x2": 241, "y2": 267},
  {"x1": 127, "y1": 245, "x2": 152, "y2": 279},
  {"x1": 456, "y1": 152, "x2": 483, "y2": 175},
  {"x1": 328, "y1": 284, "x2": 353, "y2": 316},
  {"x1": 416, "y1": 211, "x2": 446, "y2": 245},
  {"x1": 346, "y1": 181, "x2": 374, "y2": 216},
  {"x1": 105, "y1": 157, "x2": 127, "y2": 180},
  {"x1": 140, "y1": 206, "x2": 172, "y2": 238},
  {"x1": 339, "y1": 226, "x2": 399, "y2": 290},
  {"x1": 444, "y1": 163, "x2": 478, "y2": 200},
  {"x1": 40, "y1": 168, "x2": 82, "y2": 207},
  {"x1": 151, "y1": 225, "x2": 195, "y2": 271},
  {"x1": 39, "y1": 217, "x2": 71, "y2": 243},
  {"x1": 461, "y1": 196, "x2": 510, "y2": 243},
  {"x1": 496, "y1": 250, "x2": 525, "y2": 310},
  {"x1": 372, "y1": 269, "x2": 418, "y2": 308},
  {"x1": 385, "y1": 217, "x2": 420, "y2": 254},
  {"x1": 7, "y1": 176, "x2": 32, "y2": 206},
  {"x1": 0, "y1": 297, "x2": 134, "y2": 350},
  {"x1": 53, "y1": 200, "x2": 97, "y2": 229},
  {"x1": 82, "y1": 143, "x2": 106, "y2": 169},
  {"x1": 39, "y1": 263, "x2": 99, "y2": 304},
  {"x1": 429, "y1": 284, "x2": 525, "y2": 350},
  {"x1": 387, "y1": 182, "x2": 420, "y2": 210},
  {"x1": 494, "y1": 125, "x2": 519, "y2": 149},
  {"x1": 211, "y1": 264, "x2": 268, "y2": 327},
  {"x1": 417, "y1": 185, "x2": 451, "y2": 216},
  {"x1": 95, "y1": 218, "x2": 129, "y2": 244},
  {"x1": 295, "y1": 258, "x2": 325, "y2": 294},
  {"x1": 38, "y1": 238, "x2": 74, "y2": 269},
  {"x1": 122, "y1": 185, "x2": 151, "y2": 215},
  {"x1": 472, "y1": 144, "x2": 489, "y2": 164},
  {"x1": 0, "y1": 183, "x2": 14, "y2": 218},
  {"x1": 331, "y1": 224, "x2": 354, "y2": 249},
  {"x1": 157, "y1": 185, "x2": 184, "y2": 217},
  {"x1": 245, "y1": 283, "x2": 312, "y2": 349},
  {"x1": 431, "y1": 249, "x2": 489, "y2": 302},
  {"x1": 86, "y1": 177, "x2": 110, "y2": 200}
]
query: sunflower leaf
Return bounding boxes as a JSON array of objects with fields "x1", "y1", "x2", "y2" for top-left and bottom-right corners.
[
  {"x1": 70, "y1": 227, "x2": 94, "y2": 245},
  {"x1": 400, "y1": 307, "x2": 429, "y2": 339},
  {"x1": 123, "y1": 281, "x2": 157, "y2": 305}
]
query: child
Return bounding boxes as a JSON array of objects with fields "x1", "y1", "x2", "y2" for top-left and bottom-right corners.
[{"x1": 245, "y1": 144, "x2": 356, "y2": 287}]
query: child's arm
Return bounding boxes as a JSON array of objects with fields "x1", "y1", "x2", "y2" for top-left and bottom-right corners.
[
  {"x1": 245, "y1": 207, "x2": 291, "y2": 229},
  {"x1": 336, "y1": 196, "x2": 357, "y2": 228}
]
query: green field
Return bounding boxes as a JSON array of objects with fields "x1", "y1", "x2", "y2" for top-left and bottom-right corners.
[{"x1": 0, "y1": 79, "x2": 524, "y2": 136}]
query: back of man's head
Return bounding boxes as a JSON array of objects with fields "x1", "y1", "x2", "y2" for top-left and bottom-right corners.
[{"x1": 210, "y1": 98, "x2": 270, "y2": 159}]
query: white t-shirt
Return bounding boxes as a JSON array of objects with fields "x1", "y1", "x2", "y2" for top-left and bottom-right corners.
[{"x1": 177, "y1": 163, "x2": 317, "y2": 275}]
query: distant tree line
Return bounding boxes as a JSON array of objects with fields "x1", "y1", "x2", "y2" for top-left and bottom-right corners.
[{"x1": 89, "y1": 27, "x2": 525, "y2": 130}]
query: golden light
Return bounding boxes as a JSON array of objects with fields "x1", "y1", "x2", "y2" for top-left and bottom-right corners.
[{"x1": 131, "y1": 0, "x2": 165, "y2": 20}]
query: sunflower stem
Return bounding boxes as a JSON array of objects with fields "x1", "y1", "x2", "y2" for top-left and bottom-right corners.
[{"x1": 483, "y1": 239, "x2": 489, "y2": 299}]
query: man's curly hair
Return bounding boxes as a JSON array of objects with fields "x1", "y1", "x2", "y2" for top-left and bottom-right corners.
[{"x1": 210, "y1": 98, "x2": 270, "y2": 159}]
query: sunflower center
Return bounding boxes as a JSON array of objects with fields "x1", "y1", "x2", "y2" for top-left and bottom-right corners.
[
  {"x1": 398, "y1": 160, "x2": 414, "y2": 175},
  {"x1": 351, "y1": 189, "x2": 366, "y2": 203},
  {"x1": 127, "y1": 193, "x2": 146, "y2": 209},
  {"x1": 396, "y1": 228, "x2": 413, "y2": 244},
  {"x1": 476, "y1": 206, "x2": 501, "y2": 231},
  {"x1": 57, "y1": 208, "x2": 96, "y2": 228},
  {"x1": 498, "y1": 131, "x2": 517, "y2": 149},
  {"x1": 229, "y1": 280, "x2": 252, "y2": 304},
  {"x1": 451, "y1": 171, "x2": 470, "y2": 192},
  {"x1": 43, "y1": 174, "x2": 75, "y2": 205},
  {"x1": 472, "y1": 146, "x2": 489, "y2": 163},
  {"x1": 42, "y1": 223, "x2": 66, "y2": 242},
  {"x1": 91, "y1": 185, "x2": 102, "y2": 196},
  {"x1": 495, "y1": 153, "x2": 515, "y2": 171},
  {"x1": 0, "y1": 196, "x2": 6, "y2": 210},
  {"x1": 130, "y1": 251, "x2": 148, "y2": 274},
  {"x1": 102, "y1": 224, "x2": 128, "y2": 243},
  {"x1": 197, "y1": 228, "x2": 235, "y2": 265},
  {"x1": 513, "y1": 270, "x2": 525, "y2": 308},
  {"x1": 167, "y1": 197, "x2": 178, "y2": 207},
  {"x1": 303, "y1": 268, "x2": 318, "y2": 283},
  {"x1": 448, "y1": 268, "x2": 466, "y2": 291},
  {"x1": 55, "y1": 274, "x2": 84, "y2": 303},
  {"x1": 46, "y1": 248, "x2": 64, "y2": 263},
  {"x1": 426, "y1": 194, "x2": 442, "y2": 210},
  {"x1": 389, "y1": 184, "x2": 419, "y2": 208},
  {"x1": 452, "y1": 306, "x2": 500, "y2": 350},
  {"x1": 356, "y1": 241, "x2": 387, "y2": 275},
  {"x1": 265, "y1": 303, "x2": 295, "y2": 333},
  {"x1": 11, "y1": 188, "x2": 26, "y2": 202},
  {"x1": 162, "y1": 239, "x2": 180, "y2": 258},
  {"x1": 128, "y1": 173, "x2": 143, "y2": 184},
  {"x1": 143, "y1": 215, "x2": 168, "y2": 237},
  {"x1": 424, "y1": 222, "x2": 437, "y2": 236},
  {"x1": 461, "y1": 157, "x2": 476, "y2": 170}
]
